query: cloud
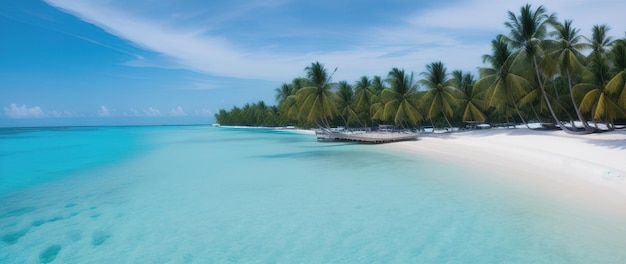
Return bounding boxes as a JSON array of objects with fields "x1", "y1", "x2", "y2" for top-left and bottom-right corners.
[
  {"x1": 123, "y1": 108, "x2": 141, "y2": 117},
  {"x1": 45, "y1": 0, "x2": 301, "y2": 80},
  {"x1": 143, "y1": 107, "x2": 162, "y2": 117},
  {"x1": 98, "y1": 105, "x2": 112, "y2": 117},
  {"x1": 195, "y1": 108, "x2": 213, "y2": 116},
  {"x1": 46, "y1": 0, "x2": 473, "y2": 81},
  {"x1": 168, "y1": 106, "x2": 187, "y2": 116},
  {"x1": 48, "y1": 110, "x2": 79, "y2": 118},
  {"x1": 406, "y1": 0, "x2": 626, "y2": 44},
  {"x1": 3, "y1": 104, "x2": 46, "y2": 118},
  {"x1": 44, "y1": 0, "x2": 626, "y2": 83}
]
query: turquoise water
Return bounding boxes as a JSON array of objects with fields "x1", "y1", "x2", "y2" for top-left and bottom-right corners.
[{"x1": 1, "y1": 126, "x2": 625, "y2": 263}]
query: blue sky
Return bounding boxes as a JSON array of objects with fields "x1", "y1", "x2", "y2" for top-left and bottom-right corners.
[{"x1": 2, "y1": 0, "x2": 625, "y2": 127}]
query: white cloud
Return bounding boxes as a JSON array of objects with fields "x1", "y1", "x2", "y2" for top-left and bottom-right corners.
[
  {"x1": 123, "y1": 108, "x2": 142, "y2": 117},
  {"x1": 44, "y1": 0, "x2": 626, "y2": 83},
  {"x1": 143, "y1": 107, "x2": 162, "y2": 117},
  {"x1": 195, "y1": 108, "x2": 213, "y2": 116},
  {"x1": 168, "y1": 106, "x2": 187, "y2": 116},
  {"x1": 122, "y1": 107, "x2": 177, "y2": 117},
  {"x1": 98, "y1": 105, "x2": 112, "y2": 117},
  {"x1": 48, "y1": 110, "x2": 78, "y2": 118},
  {"x1": 45, "y1": 0, "x2": 301, "y2": 80},
  {"x1": 408, "y1": 0, "x2": 626, "y2": 35},
  {"x1": 3, "y1": 104, "x2": 46, "y2": 118}
]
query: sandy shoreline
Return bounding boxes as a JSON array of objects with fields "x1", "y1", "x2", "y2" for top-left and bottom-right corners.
[
  {"x1": 382, "y1": 128, "x2": 626, "y2": 219},
  {"x1": 237, "y1": 125, "x2": 626, "y2": 215}
]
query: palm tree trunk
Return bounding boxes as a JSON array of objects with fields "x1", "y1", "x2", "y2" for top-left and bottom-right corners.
[
  {"x1": 532, "y1": 57, "x2": 590, "y2": 135},
  {"x1": 530, "y1": 104, "x2": 542, "y2": 123},
  {"x1": 515, "y1": 105, "x2": 530, "y2": 129},
  {"x1": 442, "y1": 111, "x2": 454, "y2": 130},
  {"x1": 533, "y1": 57, "x2": 562, "y2": 126},
  {"x1": 566, "y1": 69, "x2": 594, "y2": 131},
  {"x1": 510, "y1": 94, "x2": 530, "y2": 129}
]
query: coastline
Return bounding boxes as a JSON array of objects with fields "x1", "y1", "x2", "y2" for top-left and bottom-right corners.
[
  {"x1": 382, "y1": 128, "x2": 626, "y2": 219},
  {"x1": 229, "y1": 124, "x2": 626, "y2": 215}
]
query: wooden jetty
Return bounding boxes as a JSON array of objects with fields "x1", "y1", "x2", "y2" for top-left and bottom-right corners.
[{"x1": 316, "y1": 130, "x2": 417, "y2": 144}]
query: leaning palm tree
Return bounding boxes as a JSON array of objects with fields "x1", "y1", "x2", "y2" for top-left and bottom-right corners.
[
  {"x1": 335, "y1": 81, "x2": 362, "y2": 128},
  {"x1": 373, "y1": 68, "x2": 422, "y2": 128},
  {"x1": 550, "y1": 19, "x2": 594, "y2": 131},
  {"x1": 453, "y1": 70, "x2": 486, "y2": 123},
  {"x1": 505, "y1": 4, "x2": 566, "y2": 129},
  {"x1": 475, "y1": 35, "x2": 531, "y2": 127},
  {"x1": 295, "y1": 62, "x2": 338, "y2": 128},
  {"x1": 419, "y1": 61, "x2": 460, "y2": 129}
]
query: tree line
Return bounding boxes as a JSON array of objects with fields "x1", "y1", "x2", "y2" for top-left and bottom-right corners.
[{"x1": 215, "y1": 4, "x2": 626, "y2": 133}]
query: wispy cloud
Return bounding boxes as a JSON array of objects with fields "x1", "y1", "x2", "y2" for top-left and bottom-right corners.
[
  {"x1": 195, "y1": 108, "x2": 213, "y2": 116},
  {"x1": 123, "y1": 108, "x2": 140, "y2": 117},
  {"x1": 168, "y1": 106, "x2": 187, "y2": 116},
  {"x1": 48, "y1": 110, "x2": 79, "y2": 118},
  {"x1": 410, "y1": 0, "x2": 626, "y2": 34},
  {"x1": 43, "y1": 0, "x2": 489, "y2": 82},
  {"x1": 98, "y1": 105, "x2": 112, "y2": 117},
  {"x1": 3, "y1": 104, "x2": 46, "y2": 118},
  {"x1": 143, "y1": 107, "x2": 162, "y2": 117},
  {"x1": 44, "y1": 0, "x2": 626, "y2": 84},
  {"x1": 45, "y1": 0, "x2": 303, "y2": 80},
  {"x1": 3, "y1": 103, "x2": 79, "y2": 119}
]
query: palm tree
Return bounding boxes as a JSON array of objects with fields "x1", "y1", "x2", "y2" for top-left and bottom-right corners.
[
  {"x1": 475, "y1": 35, "x2": 531, "y2": 127},
  {"x1": 574, "y1": 27, "x2": 624, "y2": 129},
  {"x1": 354, "y1": 76, "x2": 378, "y2": 128},
  {"x1": 574, "y1": 40, "x2": 626, "y2": 130},
  {"x1": 335, "y1": 81, "x2": 361, "y2": 128},
  {"x1": 575, "y1": 79, "x2": 624, "y2": 129},
  {"x1": 605, "y1": 39, "x2": 626, "y2": 117},
  {"x1": 419, "y1": 62, "x2": 460, "y2": 129},
  {"x1": 550, "y1": 19, "x2": 594, "y2": 131},
  {"x1": 275, "y1": 83, "x2": 292, "y2": 104},
  {"x1": 587, "y1": 24, "x2": 614, "y2": 60},
  {"x1": 373, "y1": 68, "x2": 422, "y2": 128},
  {"x1": 505, "y1": 4, "x2": 565, "y2": 128},
  {"x1": 371, "y1": 75, "x2": 386, "y2": 97},
  {"x1": 583, "y1": 25, "x2": 615, "y2": 105},
  {"x1": 276, "y1": 77, "x2": 312, "y2": 124},
  {"x1": 453, "y1": 70, "x2": 486, "y2": 123},
  {"x1": 295, "y1": 62, "x2": 338, "y2": 128}
]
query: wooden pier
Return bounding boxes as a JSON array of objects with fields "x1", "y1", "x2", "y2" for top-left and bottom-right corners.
[{"x1": 316, "y1": 131, "x2": 417, "y2": 144}]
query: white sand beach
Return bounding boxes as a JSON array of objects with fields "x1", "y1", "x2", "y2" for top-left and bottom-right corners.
[{"x1": 385, "y1": 128, "x2": 626, "y2": 219}]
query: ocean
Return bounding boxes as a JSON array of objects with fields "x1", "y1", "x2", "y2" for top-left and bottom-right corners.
[{"x1": 1, "y1": 126, "x2": 625, "y2": 263}]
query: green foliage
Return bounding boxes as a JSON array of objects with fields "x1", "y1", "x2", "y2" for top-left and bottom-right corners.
[
  {"x1": 373, "y1": 68, "x2": 422, "y2": 128},
  {"x1": 214, "y1": 101, "x2": 288, "y2": 127},
  {"x1": 214, "y1": 4, "x2": 626, "y2": 130},
  {"x1": 419, "y1": 62, "x2": 460, "y2": 128}
]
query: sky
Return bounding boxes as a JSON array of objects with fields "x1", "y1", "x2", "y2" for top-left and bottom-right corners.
[{"x1": 1, "y1": 0, "x2": 625, "y2": 127}]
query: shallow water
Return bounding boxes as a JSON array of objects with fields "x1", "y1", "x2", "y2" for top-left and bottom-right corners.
[{"x1": 1, "y1": 126, "x2": 625, "y2": 263}]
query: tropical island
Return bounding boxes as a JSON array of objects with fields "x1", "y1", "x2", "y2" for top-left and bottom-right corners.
[
  {"x1": 212, "y1": 4, "x2": 626, "y2": 218},
  {"x1": 215, "y1": 4, "x2": 626, "y2": 134}
]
